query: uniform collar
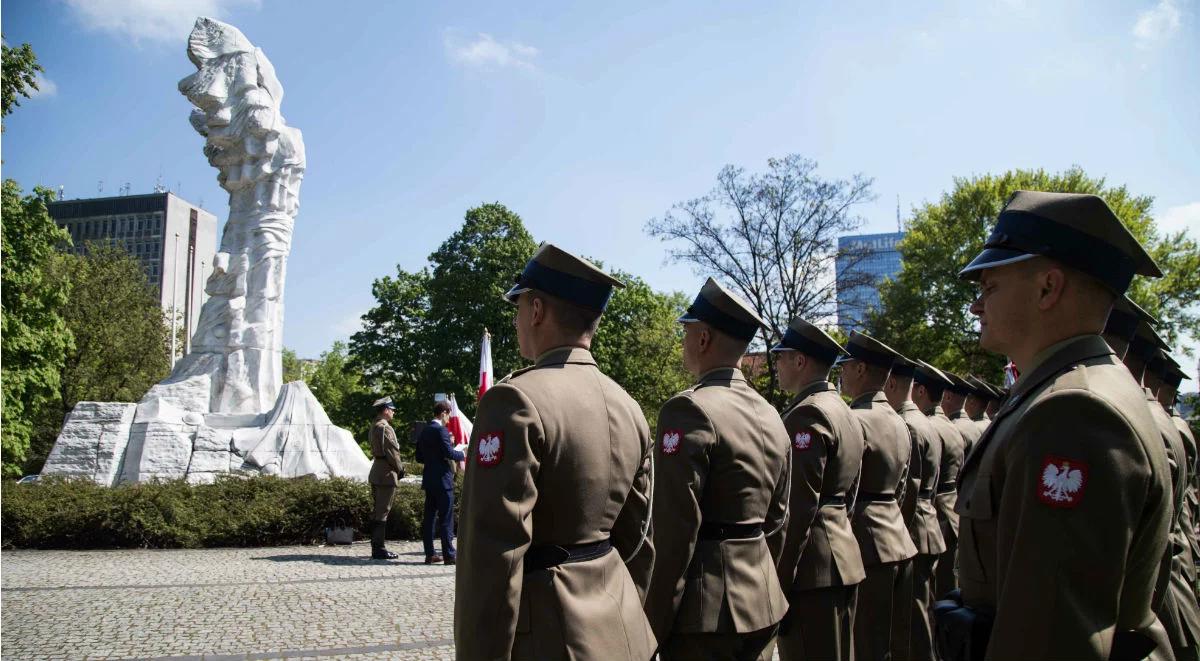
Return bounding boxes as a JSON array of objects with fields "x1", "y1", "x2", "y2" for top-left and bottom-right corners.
[
  {"x1": 534, "y1": 346, "x2": 597, "y2": 368},
  {"x1": 928, "y1": 404, "x2": 949, "y2": 419},
  {"x1": 697, "y1": 367, "x2": 746, "y2": 385},
  {"x1": 850, "y1": 389, "x2": 887, "y2": 408},
  {"x1": 946, "y1": 408, "x2": 967, "y2": 420},
  {"x1": 786, "y1": 380, "x2": 835, "y2": 409},
  {"x1": 899, "y1": 399, "x2": 921, "y2": 414},
  {"x1": 1008, "y1": 334, "x2": 1114, "y2": 404}
]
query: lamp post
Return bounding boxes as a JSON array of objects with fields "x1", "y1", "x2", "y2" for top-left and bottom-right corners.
[{"x1": 171, "y1": 232, "x2": 180, "y2": 367}]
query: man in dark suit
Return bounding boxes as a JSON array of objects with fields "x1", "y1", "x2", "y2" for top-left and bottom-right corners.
[{"x1": 416, "y1": 399, "x2": 465, "y2": 565}]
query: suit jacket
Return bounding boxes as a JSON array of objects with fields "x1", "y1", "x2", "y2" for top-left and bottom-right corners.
[
  {"x1": 644, "y1": 367, "x2": 790, "y2": 640},
  {"x1": 948, "y1": 409, "x2": 983, "y2": 460},
  {"x1": 898, "y1": 400, "x2": 946, "y2": 556},
  {"x1": 849, "y1": 390, "x2": 918, "y2": 567},
  {"x1": 926, "y1": 406, "x2": 965, "y2": 543},
  {"x1": 368, "y1": 418, "x2": 405, "y2": 486},
  {"x1": 770, "y1": 380, "x2": 866, "y2": 593},
  {"x1": 454, "y1": 347, "x2": 655, "y2": 661},
  {"x1": 955, "y1": 335, "x2": 1172, "y2": 659},
  {"x1": 416, "y1": 420, "x2": 464, "y2": 491}
]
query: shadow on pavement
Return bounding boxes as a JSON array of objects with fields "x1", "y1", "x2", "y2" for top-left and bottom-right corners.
[{"x1": 251, "y1": 551, "x2": 429, "y2": 566}]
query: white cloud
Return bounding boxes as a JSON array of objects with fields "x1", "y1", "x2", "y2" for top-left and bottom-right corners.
[
  {"x1": 1158, "y1": 201, "x2": 1200, "y2": 236},
  {"x1": 64, "y1": 0, "x2": 261, "y2": 45},
  {"x1": 1133, "y1": 0, "x2": 1182, "y2": 48},
  {"x1": 27, "y1": 73, "x2": 57, "y2": 99},
  {"x1": 444, "y1": 30, "x2": 539, "y2": 70}
]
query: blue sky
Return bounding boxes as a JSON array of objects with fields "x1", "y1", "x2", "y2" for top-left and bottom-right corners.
[{"x1": 3, "y1": 0, "x2": 1197, "y2": 378}]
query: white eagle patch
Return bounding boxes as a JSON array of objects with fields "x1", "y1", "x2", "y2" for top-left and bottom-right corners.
[
  {"x1": 794, "y1": 431, "x2": 813, "y2": 451},
  {"x1": 477, "y1": 432, "x2": 504, "y2": 467},
  {"x1": 661, "y1": 430, "x2": 682, "y2": 455},
  {"x1": 1038, "y1": 456, "x2": 1087, "y2": 508}
]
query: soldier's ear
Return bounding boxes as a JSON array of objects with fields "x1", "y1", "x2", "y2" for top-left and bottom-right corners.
[{"x1": 1036, "y1": 266, "x2": 1067, "y2": 312}]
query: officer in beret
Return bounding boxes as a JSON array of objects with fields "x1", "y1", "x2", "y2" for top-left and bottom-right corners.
[
  {"x1": 367, "y1": 396, "x2": 405, "y2": 560},
  {"x1": 886, "y1": 356, "x2": 946, "y2": 661},
  {"x1": 943, "y1": 190, "x2": 1172, "y2": 659},
  {"x1": 768, "y1": 316, "x2": 866, "y2": 661},
  {"x1": 942, "y1": 373, "x2": 982, "y2": 460},
  {"x1": 837, "y1": 331, "x2": 918, "y2": 661},
  {"x1": 963, "y1": 376, "x2": 993, "y2": 436},
  {"x1": 454, "y1": 243, "x2": 656, "y2": 661},
  {"x1": 643, "y1": 277, "x2": 790, "y2": 660},
  {"x1": 1120, "y1": 318, "x2": 1200, "y2": 660},
  {"x1": 915, "y1": 361, "x2": 966, "y2": 599}
]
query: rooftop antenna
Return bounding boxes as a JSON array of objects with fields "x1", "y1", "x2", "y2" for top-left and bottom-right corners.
[
  {"x1": 97, "y1": 180, "x2": 104, "y2": 195},
  {"x1": 120, "y1": 182, "x2": 131, "y2": 196},
  {"x1": 153, "y1": 174, "x2": 167, "y2": 194},
  {"x1": 896, "y1": 194, "x2": 901, "y2": 232},
  {"x1": 57, "y1": 185, "x2": 64, "y2": 201}
]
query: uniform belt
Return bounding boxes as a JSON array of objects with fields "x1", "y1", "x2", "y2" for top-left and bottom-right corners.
[
  {"x1": 856, "y1": 492, "x2": 896, "y2": 503},
  {"x1": 698, "y1": 522, "x2": 763, "y2": 540},
  {"x1": 918, "y1": 488, "x2": 935, "y2": 499},
  {"x1": 937, "y1": 482, "x2": 958, "y2": 494},
  {"x1": 523, "y1": 539, "x2": 612, "y2": 574},
  {"x1": 818, "y1": 495, "x2": 846, "y2": 508}
]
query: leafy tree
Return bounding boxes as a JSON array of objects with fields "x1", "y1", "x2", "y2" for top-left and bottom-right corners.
[
  {"x1": 2, "y1": 38, "x2": 43, "y2": 131},
  {"x1": 281, "y1": 347, "x2": 304, "y2": 383},
  {"x1": 1, "y1": 181, "x2": 72, "y2": 476},
  {"x1": 867, "y1": 167, "x2": 1200, "y2": 380},
  {"x1": 590, "y1": 269, "x2": 691, "y2": 427},
  {"x1": 646, "y1": 154, "x2": 875, "y2": 404}
]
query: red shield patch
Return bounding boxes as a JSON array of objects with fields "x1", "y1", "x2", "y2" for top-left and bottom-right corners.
[
  {"x1": 1037, "y1": 455, "x2": 1088, "y2": 508},
  {"x1": 660, "y1": 429, "x2": 683, "y2": 455},
  {"x1": 793, "y1": 430, "x2": 813, "y2": 451},
  {"x1": 476, "y1": 431, "x2": 504, "y2": 467}
]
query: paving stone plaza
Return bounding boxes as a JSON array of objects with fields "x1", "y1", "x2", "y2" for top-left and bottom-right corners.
[{"x1": 1, "y1": 542, "x2": 457, "y2": 660}]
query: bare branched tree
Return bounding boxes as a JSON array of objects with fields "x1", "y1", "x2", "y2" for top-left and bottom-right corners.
[{"x1": 646, "y1": 154, "x2": 875, "y2": 402}]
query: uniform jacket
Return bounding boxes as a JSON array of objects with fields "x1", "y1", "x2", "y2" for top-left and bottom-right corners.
[
  {"x1": 948, "y1": 409, "x2": 983, "y2": 463},
  {"x1": 955, "y1": 335, "x2": 1172, "y2": 660},
  {"x1": 1172, "y1": 410, "x2": 1200, "y2": 568},
  {"x1": 1147, "y1": 390, "x2": 1200, "y2": 652},
  {"x1": 926, "y1": 406, "x2": 965, "y2": 542},
  {"x1": 770, "y1": 380, "x2": 866, "y2": 593},
  {"x1": 644, "y1": 367, "x2": 790, "y2": 640},
  {"x1": 849, "y1": 390, "x2": 918, "y2": 567},
  {"x1": 415, "y1": 420, "x2": 465, "y2": 491},
  {"x1": 898, "y1": 400, "x2": 946, "y2": 556},
  {"x1": 454, "y1": 347, "x2": 655, "y2": 661},
  {"x1": 969, "y1": 412, "x2": 991, "y2": 441},
  {"x1": 368, "y1": 418, "x2": 405, "y2": 486}
]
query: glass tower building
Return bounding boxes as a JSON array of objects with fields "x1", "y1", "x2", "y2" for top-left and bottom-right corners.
[{"x1": 836, "y1": 231, "x2": 905, "y2": 332}]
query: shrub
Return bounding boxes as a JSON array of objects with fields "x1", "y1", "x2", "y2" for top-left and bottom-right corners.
[{"x1": 0, "y1": 474, "x2": 444, "y2": 549}]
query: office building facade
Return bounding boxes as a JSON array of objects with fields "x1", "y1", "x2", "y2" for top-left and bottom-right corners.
[
  {"x1": 836, "y1": 231, "x2": 905, "y2": 332},
  {"x1": 49, "y1": 192, "x2": 218, "y2": 357}
]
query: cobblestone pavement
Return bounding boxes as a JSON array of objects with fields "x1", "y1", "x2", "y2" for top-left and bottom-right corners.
[{"x1": 1, "y1": 542, "x2": 457, "y2": 660}]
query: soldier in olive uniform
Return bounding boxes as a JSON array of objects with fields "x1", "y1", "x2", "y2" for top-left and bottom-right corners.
[
  {"x1": 983, "y1": 384, "x2": 1003, "y2": 419},
  {"x1": 917, "y1": 361, "x2": 966, "y2": 599},
  {"x1": 887, "y1": 357, "x2": 947, "y2": 661},
  {"x1": 769, "y1": 316, "x2": 866, "y2": 661},
  {"x1": 1156, "y1": 355, "x2": 1199, "y2": 574},
  {"x1": 368, "y1": 396, "x2": 405, "y2": 560},
  {"x1": 963, "y1": 376, "x2": 993, "y2": 436},
  {"x1": 644, "y1": 278, "x2": 790, "y2": 661},
  {"x1": 453, "y1": 244, "x2": 655, "y2": 661},
  {"x1": 942, "y1": 373, "x2": 982, "y2": 459},
  {"x1": 837, "y1": 331, "x2": 918, "y2": 661},
  {"x1": 937, "y1": 190, "x2": 1172, "y2": 659}
]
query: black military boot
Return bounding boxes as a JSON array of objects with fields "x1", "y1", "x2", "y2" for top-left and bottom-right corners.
[{"x1": 370, "y1": 522, "x2": 397, "y2": 560}]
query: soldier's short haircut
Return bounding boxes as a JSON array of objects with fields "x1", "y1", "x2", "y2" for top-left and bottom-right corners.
[
  {"x1": 918, "y1": 382, "x2": 945, "y2": 403},
  {"x1": 534, "y1": 290, "x2": 603, "y2": 339},
  {"x1": 433, "y1": 400, "x2": 451, "y2": 417}
]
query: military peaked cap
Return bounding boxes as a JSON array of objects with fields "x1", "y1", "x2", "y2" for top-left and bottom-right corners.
[
  {"x1": 372, "y1": 396, "x2": 397, "y2": 410},
  {"x1": 943, "y1": 371, "x2": 974, "y2": 396},
  {"x1": 678, "y1": 277, "x2": 766, "y2": 342},
  {"x1": 965, "y1": 375, "x2": 994, "y2": 399},
  {"x1": 1129, "y1": 320, "x2": 1170, "y2": 362},
  {"x1": 913, "y1": 360, "x2": 953, "y2": 396},
  {"x1": 505, "y1": 243, "x2": 625, "y2": 311},
  {"x1": 890, "y1": 355, "x2": 918, "y2": 378},
  {"x1": 1104, "y1": 295, "x2": 1157, "y2": 343},
  {"x1": 959, "y1": 190, "x2": 1162, "y2": 294},
  {"x1": 835, "y1": 331, "x2": 900, "y2": 368},
  {"x1": 770, "y1": 316, "x2": 847, "y2": 364}
]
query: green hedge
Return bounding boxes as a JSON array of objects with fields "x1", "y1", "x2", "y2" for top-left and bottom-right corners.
[{"x1": 1, "y1": 474, "x2": 453, "y2": 549}]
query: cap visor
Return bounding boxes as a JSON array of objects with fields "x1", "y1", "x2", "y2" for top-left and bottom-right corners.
[
  {"x1": 503, "y1": 285, "x2": 530, "y2": 305},
  {"x1": 677, "y1": 312, "x2": 701, "y2": 324},
  {"x1": 769, "y1": 343, "x2": 795, "y2": 353},
  {"x1": 957, "y1": 248, "x2": 1037, "y2": 279},
  {"x1": 833, "y1": 354, "x2": 854, "y2": 366}
]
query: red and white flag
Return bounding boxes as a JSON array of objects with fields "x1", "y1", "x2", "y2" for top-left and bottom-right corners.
[
  {"x1": 1003, "y1": 360, "x2": 1019, "y2": 388},
  {"x1": 479, "y1": 329, "x2": 494, "y2": 400},
  {"x1": 447, "y1": 393, "x2": 472, "y2": 472}
]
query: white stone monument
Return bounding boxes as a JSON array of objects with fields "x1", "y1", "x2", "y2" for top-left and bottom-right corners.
[{"x1": 42, "y1": 18, "x2": 370, "y2": 485}]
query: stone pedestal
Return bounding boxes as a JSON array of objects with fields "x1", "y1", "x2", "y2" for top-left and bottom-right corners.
[{"x1": 41, "y1": 403, "x2": 137, "y2": 486}]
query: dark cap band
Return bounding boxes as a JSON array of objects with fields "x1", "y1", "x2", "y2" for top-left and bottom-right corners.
[
  {"x1": 913, "y1": 372, "x2": 946, "y2": 398},
  {"x1": 891, "y1": 361, "x2": 916, "y2": 378},
  {"x1": 685, "y1": 294, "x2": 760, "y2": 342},
  {"x1": 982, "y1": 210, "x2": 1136, "y2": 293},
  {"x1": 774, "y1": 327, "x2": 841, "y2": 364},
  {"x1": 845, "y1": 343, "x2": 895, "y2": 368},
  {"x1": 1128, "y1": 334, "x2": 1160, "y2": 362},
  {"x1": 515, "y1": 260, "x2": 614, "y2": 311}
]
